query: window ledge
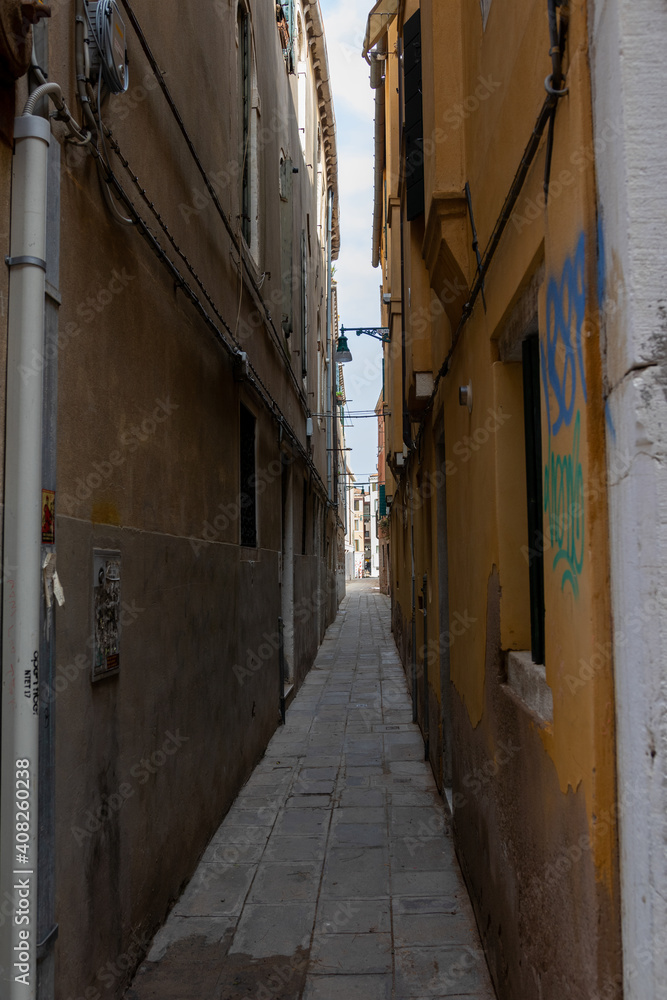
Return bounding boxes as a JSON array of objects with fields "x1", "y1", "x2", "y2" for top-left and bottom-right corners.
[{"x1": 505, "y1": 650, "x2": 553, "y2": 724}]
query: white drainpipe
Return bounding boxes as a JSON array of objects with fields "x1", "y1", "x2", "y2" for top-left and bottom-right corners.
[{"x1": 1, "y1": 111, "x2": 51, "y2": 1000}]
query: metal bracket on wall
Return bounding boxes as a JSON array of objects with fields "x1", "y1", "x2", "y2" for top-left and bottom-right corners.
[
  {"x1": 464, "y1": 183, "x2": 486, "y2": 314},
  {"x1": 6, "y1": 255, "x2": 47, "y2": 270}
]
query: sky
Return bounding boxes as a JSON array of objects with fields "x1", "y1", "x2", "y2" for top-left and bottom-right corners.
[{"x1": 320, "y1": 0, "x2": 383, "y2": 487}]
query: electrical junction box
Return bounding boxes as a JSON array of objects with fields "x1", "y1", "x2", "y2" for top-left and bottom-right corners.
[{"x1": 85, "y1": 0, "x2": 129, "y2": 94}]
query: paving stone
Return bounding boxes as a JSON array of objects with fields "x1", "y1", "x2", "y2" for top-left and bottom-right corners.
[
  {"x1": 173, "y1": 864, "x2": 255, "y2": 917},
  {"x1": 302, "y1": 974, "x2": 392, "y2": 999},
  {"x1": 395, "y1": 945, "x2": 493, "y2": 997},
  {"x1": 230, "y1": 901, "x2": 316, "y2": 958},
  {"x1": 146, "y1": 916, "x2": 234, "y2": 962},
  {"x1": 392, "y1": 869, "x2": 463, "y2": 897},
  {"x1": 310, "y1": 931, "x2": 393, "y2": 974},
  {"x1": 391, "y1": 836, "x2": 457, "y2": 871},
  {"x1": 393, "y1": 911, "x2": 479, "y2": 948},
  {"x1": 264, "y1": 836, "x2": 326, "y2": 862},
  {"x1": 202, "y1": 840, "x2": 265, "y2": 865},
  {"x1": 298, "y1": 755, "x2": 341, "y2": 768},
  {"x1": 321, "y1": 846, "x2": 391, "y2": 899},
  {"x1": 299, "y1": 766, "x2": 339, "y2": 781},
  {"x1": 248, "y1": 861, "x2": 323, "y2": 903},
  {"x1": 224, "y1": 805, "x2": 279, "y2": 827},
  {"x1": 124, "y1": 583, "x2": 495, "y2": 1000},
  {"x1": 285, "y1": 794, "x2": 332, "y2": 809},
  {"x1": 296, "y1": 779, "x2": 337, "y2": 794},
  {"x1": 330, "y1": 822, "x2": 388, "y2": 848},
  {"x1": 333, "y1": 806, "x2": 386, "y2": 824},
  {"x1": 337, "y1": 788, "x2": 387, "y2": 808},
  {"x1": 316, "y1": 898, "x2": 391, "y2": 935},
  {"x1": 393, "y1": 895, "x2": 461, "y2": 915},
  {"x1": 274, "y1": 808, "x2": 330, "y2": 837}
]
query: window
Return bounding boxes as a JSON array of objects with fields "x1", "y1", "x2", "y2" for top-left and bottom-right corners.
[
  {"x1": 280, "y1": 155, "x2": 293, "y2": 337},
  {"x1": 522, "y1": 335, "x2": 545, "y2": 664},
  {"x1": 301, "y1": 229, "x2": 308, "y2": 377},
  {"x1": 238, "y1": 3, "x2": 251, "y2": 246},
  {"x1": 240, "y1": 404, "x2": 257, "y2": 547},
  {"x1": 238, "y1": 2, "x2": 259, "y2": 260},
  {"x1": 403, "y1": 10, "x2": 424, "y2": 221},
  {"x1": 301, "y1": 479, "x2": 308, "y2": 555}
]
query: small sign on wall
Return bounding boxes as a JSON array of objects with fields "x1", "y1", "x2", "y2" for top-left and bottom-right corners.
[
  {"x1": 93, "y1": 550, "x2": 121, "y2": 681},
  {"x1": 42, "y1": 489, "x2": 55, "y2": 544}
]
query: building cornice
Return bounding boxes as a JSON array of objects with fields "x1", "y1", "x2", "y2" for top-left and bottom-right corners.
[{"x1": 304, "y1": 0, "x2": 340, "y2": 260}]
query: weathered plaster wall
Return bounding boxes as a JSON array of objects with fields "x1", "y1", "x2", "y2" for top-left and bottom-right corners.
[{"x1": 589, "y1": 0, "x2": 667, "y2": 995}]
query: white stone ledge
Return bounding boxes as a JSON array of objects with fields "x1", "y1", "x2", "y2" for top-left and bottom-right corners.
[{"x1": 505, "y1": 650, "x2": 553, "y2": 724}]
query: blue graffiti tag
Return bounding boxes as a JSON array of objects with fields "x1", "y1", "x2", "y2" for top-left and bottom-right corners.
[
  {"x1": 542, "y1": 232, "x2": 588, "y2": 437},
  {"x1": 541, "y1": 234, "x2": 588, "y2": 597}
]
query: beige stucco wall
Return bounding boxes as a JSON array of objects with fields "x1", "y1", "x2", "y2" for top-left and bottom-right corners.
[{"x1": 1, "y1": 2, "x2": 341, "y2": 998}]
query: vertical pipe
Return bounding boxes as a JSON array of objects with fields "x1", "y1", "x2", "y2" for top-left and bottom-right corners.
[
  {"x1": 422, "y1": 572, "x2": 429, "y2": 761},
  {"x1": 37, "y1": 116, "x2": 60, "y2": 1000},
  {"x1": 325, "y1": 188, "x2": 333, "y2": 502},
  {"x1": 1, "y1": 113, "x2": 51, "y2": 1000},
  {"x1": 278, "y1": 617, "x2": 286, "y2": 725},
  {"x1": 410, "y1": 510, "x2": 417, "y2": 723}
]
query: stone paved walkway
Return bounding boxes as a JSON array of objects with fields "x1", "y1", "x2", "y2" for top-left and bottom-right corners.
[{"x1": 126, "y1": 580, "x2": 496, "y2": 1000}]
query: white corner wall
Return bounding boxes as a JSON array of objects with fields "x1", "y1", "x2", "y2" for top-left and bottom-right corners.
[{"x1": 589, "y1": 2, "x2": 667, "y2": 997}]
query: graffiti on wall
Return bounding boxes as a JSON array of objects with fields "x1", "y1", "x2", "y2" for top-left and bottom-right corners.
[{"x1": 541, "y1": 233, "x2": 587, "y2": 598}]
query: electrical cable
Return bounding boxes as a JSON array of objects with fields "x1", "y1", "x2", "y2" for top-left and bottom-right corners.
[
  {"x1": 89, "y1": 0, "x2": 129, "y2": 94},
  {"x1": 96, "y1": 74, "x2": 134, "y2": 225},
  {"x1": 115, "y1": 0, "x2": 302, "y2": 398},
  {"x1": 409, "y1": 4, "x2": 571, "y2": 459},
  {"x1": 68, "y1": 3, "x2": 333, "y2": 505}
]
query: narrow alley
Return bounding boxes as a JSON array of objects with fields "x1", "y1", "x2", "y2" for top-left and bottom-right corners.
[{"x1": 124, "y1": 581, "x2": 495, "y2": 1000}]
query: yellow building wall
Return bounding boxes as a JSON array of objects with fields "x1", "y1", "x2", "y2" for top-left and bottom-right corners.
[{"x1": 378, "y1": 1, "x2": 621, "y2": 998}]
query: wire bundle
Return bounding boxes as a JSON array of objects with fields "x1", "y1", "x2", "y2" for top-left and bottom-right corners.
[{"x1": 87, "y1": 0, "x2": 128, "y2": 95}]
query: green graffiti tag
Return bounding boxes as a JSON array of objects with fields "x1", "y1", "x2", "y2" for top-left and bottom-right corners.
[{"x1": 543, "y1": 410, "x2": 585, "y2": 597}]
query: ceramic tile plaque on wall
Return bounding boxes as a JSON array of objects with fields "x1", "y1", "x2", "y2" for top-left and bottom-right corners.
[{"x1": 93, "y1": 550, "x2": 121, "y2": 681}]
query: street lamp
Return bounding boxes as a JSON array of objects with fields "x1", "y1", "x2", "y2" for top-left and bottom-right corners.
[
  {"x1": 334, "y1": 332, "x2": 353, "y2": 363},
  {"x1": 341, "y1": 324, "x2": 390, "y2": 344}
]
